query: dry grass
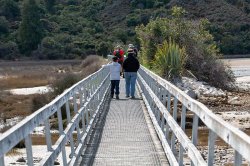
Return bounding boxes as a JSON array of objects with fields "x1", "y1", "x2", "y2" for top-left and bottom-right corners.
[
  {"x1": 80, "y1": 55, "x2": 106, "y2": 77},
  {"x1": 6, "y1": 148, "x2": 22, "y2": 156},
  {"x1": 0, "y1": 57, "x2": 106, "y2": 134},
  {"x1": 30, "y1": 133, "x2": 78, "y2": 145},
  {"x1": 0, "y1": 74, "x2": 49, "y2": 90},
  {"x1": 0, "y1": 92, "x2": 34, "y2": 119}
]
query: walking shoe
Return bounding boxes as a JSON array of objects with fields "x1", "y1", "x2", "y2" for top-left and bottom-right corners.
[
  {"x1": 126, "y1": 95, "x2": 130, "y2": 98},
  {"x1": 131, "y1": 96, "x2": 135, "y2": 99},
  {"x1": 116, "y1": 95, "x2": 119, "y2": 99},
  {"x1": 111, "y1": 94, "x2": 114, "y2": 98}
]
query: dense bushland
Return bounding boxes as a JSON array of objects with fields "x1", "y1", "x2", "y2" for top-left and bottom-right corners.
[
  {"x1": 136, "y1": 7, "x2": 235, "y2": 89},
  {"x1": 0, "y1": 0, "x2": 249, "y2": 60}
]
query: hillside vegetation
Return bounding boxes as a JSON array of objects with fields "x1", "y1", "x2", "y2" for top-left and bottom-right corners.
[{"x1": 0, "y1": 0, "x2": 249, "y2": 60}]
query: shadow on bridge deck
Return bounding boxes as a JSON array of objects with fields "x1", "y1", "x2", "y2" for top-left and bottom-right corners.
[{"x1": 78, "y1": 79, "x2": 169, "y2": 166}]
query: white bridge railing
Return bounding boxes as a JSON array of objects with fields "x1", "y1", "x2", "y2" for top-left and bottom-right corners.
[
  {"x1": 1, "y1": 64, "x2": 250, "y2": 166},
  {"x1": 0, "y1": 67, "x2": 110, "y2": 166},
  {"x1": 137, "y1": 66, "x2": 250, "y2": 166}
]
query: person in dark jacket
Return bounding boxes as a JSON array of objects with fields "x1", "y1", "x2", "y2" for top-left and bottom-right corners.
[{"x1": 123, "y1": 52, "x2": 140, "y2": 99}]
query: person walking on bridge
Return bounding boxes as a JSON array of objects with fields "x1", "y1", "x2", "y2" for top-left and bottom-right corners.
[
  {"x1": 113, "y1": 45, "x2": 125, "y2": 77},
  {"x1": 106, "y1": 56, "x2": 121, "y2": 99},
  {"x1": 123, "y1": 52, "x2": 140, "y2": 99}
]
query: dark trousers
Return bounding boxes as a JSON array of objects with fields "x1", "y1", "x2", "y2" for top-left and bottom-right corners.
[{"x1": 111, "y1": 80, "x2": 120, "y2": 95}]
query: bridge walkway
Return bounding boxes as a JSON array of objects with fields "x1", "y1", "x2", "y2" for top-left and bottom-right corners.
[{"x1": 79, "y1": 79, "x2": 169, "y2": 166}]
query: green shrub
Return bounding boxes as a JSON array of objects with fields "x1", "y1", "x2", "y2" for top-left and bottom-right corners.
[
  {"x1": 0, "y1": 0, "x2": 20, "y2": 19},
  {"x1": 136, "y1": 6, "x2": 235, "y2": 89},
  {"x1": 114, "y1": 28, "x2": 128, "y2": 44},
  {"x1": 126, "y1": 14, "x2": 141, "y2": 27},
  {"x1": 96, "y1": 41, "x2": 110, "y2": 56},
  {"x1": 0, "y1": 41, "x2": 19, "y2": 60},
  {"x1": 153, "y1": 40, "x2": 186, "y2": 79}
]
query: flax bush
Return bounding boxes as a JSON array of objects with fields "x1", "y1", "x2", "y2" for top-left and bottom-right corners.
[{"x1": 153, "y1": 39, "x2": 186, "y2": 79}]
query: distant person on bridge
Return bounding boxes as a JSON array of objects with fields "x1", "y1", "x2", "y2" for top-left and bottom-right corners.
[
  {"x1": 123, "y1": 52, "x2": 140, "y2": 99},
  {"x1": 106, "y1": 56, "x2": 121, "y2": 99},
  {"x1": 113, "y1": 45, "x2": 125, "y2": 77},
  {"x1": 128, "y1": 43, "x2": 138, "y2": 58}
]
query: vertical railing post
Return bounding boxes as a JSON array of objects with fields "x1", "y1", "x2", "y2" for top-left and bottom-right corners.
[
  {"x1": 57, "y1": 107, "x2": 67, "y2": 165},
  {"x1": 234, "y1": 150, "x2": 242, "y2": 166},
  {"x1": 81, "y1": 108, "x2": 86, "y2": 134},
  {"x1": 178, "y1": 105, "x2": 187, "y2": 165},
  {"x1": 191, "y1": 113, "x2": 199, "y2": 166},
  {"x1": 0, "y1": 156, "x2": 4, "y2": 166},
  {"x1": 208, "y1": 129, "x2": 217, "y2": 166},
  {"x1": 66, "y1": 101, "x2": 75, "y2": 158},
  {"x1": 73, "y1": 93, "x2": 81, "y2": 145},
  {"x1": 80, "y1": 88, "x2": 83, "y2": 108},
  {"x1": 162, "y1": 89, "x2": 167, "y2": 106},
  {"x1": 44, "y1": 119, "x2": 52, "y2": 151},
  {"x1": 25, "y1": 134, "x2": 33, "y2": 166},
  {"x1": 192, "y1": 114, "x2": 199, "y2": 146},
  {"x1": 165, "y1": 92, "x2": 172, "y2": 143},
  {"x1": 171, "y1": 97, "x2": 178, "y2": 155}
]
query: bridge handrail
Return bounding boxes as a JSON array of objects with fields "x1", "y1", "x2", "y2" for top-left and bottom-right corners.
[
  {"x1": 138, "y1": 66, "x2": 250, "y2": 164},
  {"x1": 0, "y1": 66, "x2": 110, "y2": 165},
  {"x1": 137, "y1": 68, "x2": 206, "y2": 166}
]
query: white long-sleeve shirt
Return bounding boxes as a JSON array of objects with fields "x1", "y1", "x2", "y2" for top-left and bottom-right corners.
[{"x1": 106, "y1": 62, "x2": 121, "y2": 80}]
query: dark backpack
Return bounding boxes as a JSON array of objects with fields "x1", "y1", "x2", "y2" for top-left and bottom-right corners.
[{"x1": 115, "y1": 50, "x2": 121, "y2": 59}]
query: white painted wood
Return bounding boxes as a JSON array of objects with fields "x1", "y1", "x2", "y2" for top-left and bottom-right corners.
[
  {"x1": 0, "y1": 156, "x2": 4, "y2": 166},
  {"x1": 171, "y1": 97, "x2": 178, "y2": 154},
  {"x1": 192, "y1": 114, "x2": 199, "y2": 146},
  {"x1": 56, "y1": 107, "x2": 67, "y2": 165},
  {"x1": 208, "y1": 129, "x2": 217, "y2": 166},
  {"x1": 137, "y1": 82, "x2": 179, "y2": 166},
  {"x1": 25, "y1": 134, "x2": 33, "y2": 166},
  {"x1": 66, "y1": 101, "x2": 75, "y2": 158},
  {"x1": 234, "y1": 150, "x2": 242, "y2": 166},
  {"x1": 137, "y1": 73, "x2": 206, "y2": 165},
  {"x1": 44, "y1": 119, "x2": 52, "y2": 151},
  {"x1": 179, "y1": 105, "x2": 187, "y2": 165},
  {"x1": 139, "y1": 66, "x2": 250, "y2": 161},
  {"x1": 73, "y1": 93, "x2": 81, "y2": 146},
  {"x1": 0, "y1": 67, "x2": 109, "y2": 162}
]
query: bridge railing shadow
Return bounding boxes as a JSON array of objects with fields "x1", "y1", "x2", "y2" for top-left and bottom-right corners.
[{"x1": 137, "y1": 65, "x2": 250, "y2": 166}]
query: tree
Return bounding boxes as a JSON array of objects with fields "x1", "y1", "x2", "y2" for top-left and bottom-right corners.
[
  {"x1": 0, "y1": 0, "x2": 20, "y2": 20},
  {"x1": 0, "y1": 16, "x2": 9, "y2": 36},
  {"x1": 18, "y1": 0, "x2": 44, "y2": 55},
  {"x1": 96, "y1": 41, "x2": 110, "y2": 57},
  {"x1": 44, "y1": 0, "x2": 56, "y2": 13}
]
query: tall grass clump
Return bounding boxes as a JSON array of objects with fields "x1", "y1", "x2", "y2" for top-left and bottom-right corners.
[
  {"x1": 136, "y1": 6, "x2": 235, "y2": 89},
  {"x1": 80, "y1": 55, "x2": 105, "y2": 78},
  {"x1": 52, "y1": 73, "x2": 80, "y2": 96},
  {"x1": 153, "y1": 39, "x2": 186, "y2": 79}
]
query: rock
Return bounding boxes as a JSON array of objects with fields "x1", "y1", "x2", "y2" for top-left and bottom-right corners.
[
  {"x1": 227, "y1": 96, "x2": 243, "y2": 105},
  {"x1": 185, "y1": 89, "x2": 198, "y2": 99},
  {"x1": 228, "y1": 96, "x2": 239, "y2": 103},
  {"x1": 177, "y1": 77, "x2": 226, "y2": 97},
  {"x1": 16, "y1": 157, "x2": 26, "y2": 162}
]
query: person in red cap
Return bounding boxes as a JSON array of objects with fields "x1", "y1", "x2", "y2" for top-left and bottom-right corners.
[{"x1": 113, "y1": 45, "x2": 125, "y2": 77}]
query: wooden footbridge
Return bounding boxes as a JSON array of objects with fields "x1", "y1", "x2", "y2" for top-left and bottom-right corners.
[{"x1": 0, "y1": 66, "x2": 250, "y2": 166}]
